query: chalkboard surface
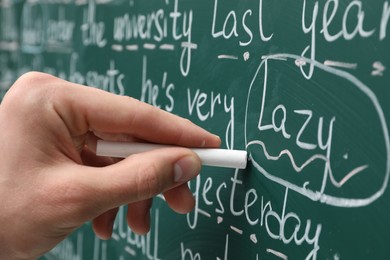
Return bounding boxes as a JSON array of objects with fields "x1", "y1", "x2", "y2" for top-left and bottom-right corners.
[{"x1": 1, "y1": 0, "x2": 390, "y2": 259}]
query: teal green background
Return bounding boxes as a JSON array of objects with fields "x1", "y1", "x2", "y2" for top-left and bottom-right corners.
[{"x1": 1, "y1": 0, "x2": 390, "y2": 259}]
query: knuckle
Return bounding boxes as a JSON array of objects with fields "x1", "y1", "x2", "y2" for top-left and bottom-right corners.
[
  {"x1": 175, "y1": 118, "x2": 192, "y2": 143},
  {"x1": 13, "y1": 72, "x2": 53, "y2": 94},
  {"x1": 1, "y1": 72, "x2": 63, "y2": 132},
  {"x1": 182, "y1": 118, "x2": 192, "y2": 124},
  {"x1": 17, "y1": 71, "x2": 52, "y2": 83},
  {"x1": 6, "y1": 72, "x2": 56, "y2": 109}
]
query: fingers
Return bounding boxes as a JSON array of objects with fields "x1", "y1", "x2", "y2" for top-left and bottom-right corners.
[
  {"x1": 93, "y1": 184, "x2": 196, "y2": 238},
  {"x1": 84, "y1": 147, "x2": 197, "y2": 235},
  {"x1": 163, "y1": 183, "x2": 196, "y2": 214},
  {"x1": 126, "y1": 184, "x2": 195, "y2": 235},
  {"x1": 92, "y1": 208, "x2": 119, "y2": 240},
  {"x1": 68, "y1": 147, "x2": 200, "y2": 218},
  {"x1": 45, "y1": 74, "x2": 220, "y2": 148},
  {"x1": 5, "y1": 72, "x2": 220, "y2": 149},
  {"x1": 127, "y1": 200, "x2": 153, "y2": 235},
  {"x1": 3, "y1": 73, "x2": 217, "y2": 238}
]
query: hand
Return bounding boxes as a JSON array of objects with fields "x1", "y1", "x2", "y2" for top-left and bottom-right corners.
[{"x1": 0, "y1": 72, "x2": 220, "y2": 259}]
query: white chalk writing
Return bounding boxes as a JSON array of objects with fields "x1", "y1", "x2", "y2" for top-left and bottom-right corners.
[{"x1": 2, "y1": 0, "x2": 388, "y2": 259}]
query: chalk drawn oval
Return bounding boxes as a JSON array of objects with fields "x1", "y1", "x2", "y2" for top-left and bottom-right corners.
[{"x1": 245, "y1": 53, "x2": 389, "y2": 208}]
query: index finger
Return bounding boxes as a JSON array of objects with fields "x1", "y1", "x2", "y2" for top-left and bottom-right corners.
[{"x1": 49, "y1": 75, "x2": 221, "y2": 148}]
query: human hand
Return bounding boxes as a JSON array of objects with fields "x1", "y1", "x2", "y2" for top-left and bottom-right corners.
[{"x1": 0, "y1": 72, "x2": 220, "y2": 259}]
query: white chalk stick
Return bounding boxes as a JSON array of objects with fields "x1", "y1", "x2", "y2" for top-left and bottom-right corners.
[{"x1": 96, "y1": 140, "x2": 248, "y2": 169}]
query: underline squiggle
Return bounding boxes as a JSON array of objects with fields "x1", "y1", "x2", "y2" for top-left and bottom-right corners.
[{"x1": 247, "y1": 140, "x2": 368, "y2": 188}]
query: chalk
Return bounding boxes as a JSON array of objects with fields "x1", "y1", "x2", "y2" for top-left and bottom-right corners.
[{"x1": 96, "y1": 140, "x2": 248, "y2": 169}]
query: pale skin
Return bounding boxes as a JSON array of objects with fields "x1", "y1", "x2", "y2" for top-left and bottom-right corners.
[{"x1": 0, "y1": 72, "x2": 221, "y2": 259}]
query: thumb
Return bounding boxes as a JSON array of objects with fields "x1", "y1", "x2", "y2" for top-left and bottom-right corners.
[{"x1": 73, "y1": 147, "x2": 200, "y2": 217}]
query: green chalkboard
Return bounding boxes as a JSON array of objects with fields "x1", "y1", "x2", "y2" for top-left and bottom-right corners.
[{"x1": 1, "y1": 0, "x2": 390, "y2": 259}]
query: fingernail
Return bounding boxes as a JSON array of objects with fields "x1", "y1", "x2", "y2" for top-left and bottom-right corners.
[{"x1": 174, "y1": 156, "x2": 200, "y2": 183}]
